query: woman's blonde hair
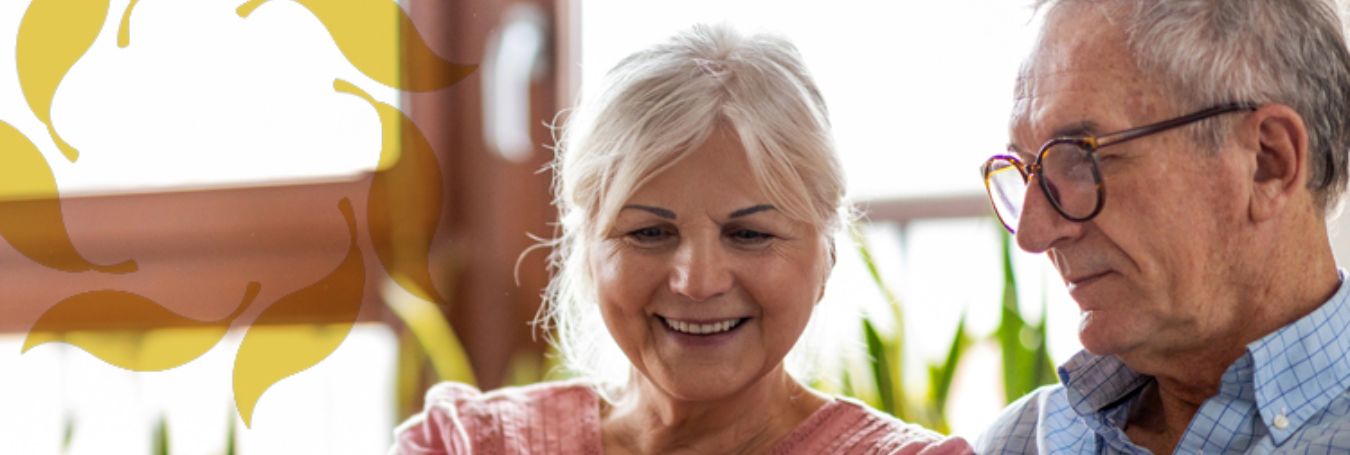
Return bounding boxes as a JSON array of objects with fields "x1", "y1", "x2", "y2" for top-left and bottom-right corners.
[{"x1": 539, "y1": 24, "x2": 848, "y2": 396}]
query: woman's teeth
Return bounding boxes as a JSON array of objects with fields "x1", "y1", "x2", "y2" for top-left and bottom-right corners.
[{"x1": 664, "y1": 317, "x2": 743, "y2": 335}]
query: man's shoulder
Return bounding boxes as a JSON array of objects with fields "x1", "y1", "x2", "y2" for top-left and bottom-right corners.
[
  {"x1": 975, "y1": 384, "x2": 1067, "y2": 454},
  {"x1": 1275, "y1": 388, "x2": 1350, "y2": 452}
]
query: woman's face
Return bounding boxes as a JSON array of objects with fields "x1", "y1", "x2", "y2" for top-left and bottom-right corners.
[{"x1": 589, "y1": 128, "x2": 833, "y2": 402}]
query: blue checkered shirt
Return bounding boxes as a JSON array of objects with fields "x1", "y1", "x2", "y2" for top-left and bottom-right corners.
[{"x1": 976, "y1": 271, "x2": 1350, "y2": 454}]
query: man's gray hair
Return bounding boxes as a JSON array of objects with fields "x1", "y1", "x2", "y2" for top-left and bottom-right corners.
[{"x1": 1034, "y1": 0, "x2": 1350, "y2": 212}]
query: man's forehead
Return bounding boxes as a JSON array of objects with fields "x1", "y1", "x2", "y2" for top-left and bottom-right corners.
[{"x1": 1007, "y1": 13, "x2": 1160, "y2": 151}]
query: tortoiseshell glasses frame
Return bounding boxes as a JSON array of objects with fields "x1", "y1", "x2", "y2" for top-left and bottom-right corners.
[{"x1": 981, "y1": 102, "x2": 1259, "y2": 234}]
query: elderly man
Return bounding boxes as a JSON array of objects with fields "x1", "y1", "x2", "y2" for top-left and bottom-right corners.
[{"x1": 976, "y1": 1, "x2": 1350, "y2": 453}]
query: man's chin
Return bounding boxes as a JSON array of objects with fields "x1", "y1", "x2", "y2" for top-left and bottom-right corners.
[{"x1": 1077, "y1": 311, "x2": 1144, "y2": 357}]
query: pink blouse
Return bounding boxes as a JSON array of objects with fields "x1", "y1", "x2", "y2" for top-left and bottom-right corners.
[{"x1": 392, "y1": 380, "x2": 973, "y2": 454}]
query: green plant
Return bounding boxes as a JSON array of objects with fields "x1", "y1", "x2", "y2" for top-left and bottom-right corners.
[
  {"x1": 152, "y1": 413, "x2": 168, "y2": 455},
  {"x1": 847, "y1": 225, "x2": 1055, "y2": 433},
  {"x1": 995, "y1": 230, "x2": 1058, "y2": 401}
]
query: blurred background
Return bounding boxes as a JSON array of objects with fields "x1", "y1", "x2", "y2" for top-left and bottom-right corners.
[{"x1": 4, "y1": 0, "x2": 1350, "y2": 453}]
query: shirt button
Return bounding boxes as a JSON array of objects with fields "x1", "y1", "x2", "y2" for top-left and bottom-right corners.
[{"x1": 1274, "y1": 412, "x2": 1290, "y2": 430}]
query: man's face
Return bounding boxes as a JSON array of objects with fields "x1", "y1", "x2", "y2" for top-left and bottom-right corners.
[{"x1": 1010, "y1": 6, "x2": 1250, "y2": 361}]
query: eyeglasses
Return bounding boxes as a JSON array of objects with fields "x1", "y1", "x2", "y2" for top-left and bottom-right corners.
[{"x1": 982, "y1": 102, "x2": 1259, "y2": 234}]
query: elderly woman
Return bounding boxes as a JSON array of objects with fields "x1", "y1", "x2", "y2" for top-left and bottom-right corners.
[{"x1": 393, "y1": 24, "x2": 972, "y2": 454}]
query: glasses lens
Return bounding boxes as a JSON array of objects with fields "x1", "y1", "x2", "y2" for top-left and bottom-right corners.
[
  {"x1": 1040, "y1": 141, "x2": 1100, "y2": 219},
  {"x1": 984, "y1": 158, "x2": 1027, "y2": 233}
]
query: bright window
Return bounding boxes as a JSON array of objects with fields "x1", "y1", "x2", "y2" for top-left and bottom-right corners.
[{"x1": 0, "y1": 0, "x2": 393, "y2": 197}]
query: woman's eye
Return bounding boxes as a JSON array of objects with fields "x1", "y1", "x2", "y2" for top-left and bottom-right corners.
[
  {"x1": 728, "y1": 229, "x2": 774, "y2": 245},
  {"x1": 625, "y1": 226, "x2": 673, "y2": 245}
]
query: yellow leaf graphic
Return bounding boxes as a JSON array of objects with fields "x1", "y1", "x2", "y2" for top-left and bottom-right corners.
[
  {"x1": 0, "y1": 120, "x2": 136, "y2": 273},
  {"x1": 236, "y1": 0, "x2": 476, "y2": 91},
  {"x1": 334, "y1": 79, "x2": 446, "y2": 305},
  {"x1": 383, "y1": 283, "x2": 475, "y2": 386},
  {"x1": 16, "y1": 0, "x2": 109, "y2": 162},
  {"x1": 117, "y1": 0, "x2": 141, "y2": 48},
  {"x1": 22, "y1": 283, "x2": 259, "y2": 371},
  {"x1": 233, "y1": 198, "x2": 365, "y2": 427}
]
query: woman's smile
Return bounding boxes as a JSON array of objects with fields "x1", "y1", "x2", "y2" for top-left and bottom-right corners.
[
  {"x1": 656, "y1": 315, "x2": 752, "y2": 347},
  {"x1": 591, "y1": 126, "x2": 831, "y2": 401}
]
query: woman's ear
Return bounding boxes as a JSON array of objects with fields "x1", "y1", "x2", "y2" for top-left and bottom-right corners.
[
  {"x1": 1247, "y1": 104, "x2": 1310, "y2": 222},
  {"x1": 815, "y1": 239, "x2": 836, "y2": 305}
]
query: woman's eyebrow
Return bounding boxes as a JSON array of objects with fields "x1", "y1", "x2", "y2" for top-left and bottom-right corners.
[
  {"x1": 729, "y1": 204, "x2": 775, "y2": 219},
  {"x1": 621, "y1": 204, "x2": 676, "y2": 219}
]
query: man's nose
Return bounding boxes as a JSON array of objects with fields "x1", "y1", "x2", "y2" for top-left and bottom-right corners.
[
  {"x1": 669, "y1": 234, "x2": 733, "y2": 302},
  {"x1": 1015, "y1": 176, "x2": 1082, "y2": 253}
]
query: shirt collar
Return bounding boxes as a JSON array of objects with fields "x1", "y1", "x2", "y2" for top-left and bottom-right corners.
[
  {"x1": 1057, "y1": 269, "x2": 1350, "y2": 442},
  {"x1": 1245, "y1": 268, "x2": 1350, "y2": 443},
  {"x1": 1059, "y1": 350, "x2": 1149, "y2": 418}
]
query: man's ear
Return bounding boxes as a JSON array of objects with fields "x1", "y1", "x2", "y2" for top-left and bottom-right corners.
[{"x1": 1247, "y1": 104, "x2": 1310, "y2": 222}]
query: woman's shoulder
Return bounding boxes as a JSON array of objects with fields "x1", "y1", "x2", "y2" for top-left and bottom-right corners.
[
  {"x1": 423, "y1": 378, "x2": 599, "y2": 412},
  {"x1": 771, "y1": 396, "x2": 974, "y2": 455},
  {"x1": 390, "y1": 379, "x2": 603, "y2": 455}
]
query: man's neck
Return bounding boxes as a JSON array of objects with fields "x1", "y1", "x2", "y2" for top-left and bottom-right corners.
[
  {"x1": 1124, "y1": 380, "x2": 1198, "y2": 454},
  {"x1": 1120, "y1": 231, "x2": 1341, "y2": 453}
]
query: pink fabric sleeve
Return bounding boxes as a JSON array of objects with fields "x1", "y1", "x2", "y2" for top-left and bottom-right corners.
[
  {"x1": 769, "y1": 398, "x2": 974, "y2": 455},
  {"x1": 391, "y1": 382, "x2": 481, "y2": 455},
  {"x1": 895, "y1": 436, "x2": 976, "y2": 455},
  {"x1": 389, "y1": 380, "x2": 603, "y2": 454},
  {"x1": 389, "y1": 382, "x2": 970, "y2": 455}
]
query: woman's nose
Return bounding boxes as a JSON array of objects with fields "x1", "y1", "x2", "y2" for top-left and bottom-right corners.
[{"x1": 669, "y1": 234, "x2": 733, "y2": 302}]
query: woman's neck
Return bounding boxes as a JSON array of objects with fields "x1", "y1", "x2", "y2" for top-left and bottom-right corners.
[{"x1": 601, "y1": 367, "x2": 828, "y2": 454}]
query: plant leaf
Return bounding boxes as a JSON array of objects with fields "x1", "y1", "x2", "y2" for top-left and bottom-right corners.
[
  {"x1": 996, "y1": 229, "x2": 1057, "y2": 402},
  {"x1": 334, "y1": 79, "x2": 447, "y2": 305},
  {"x1": 61, "y1": 413, "x2": 74, "y2": 451},
  {"x1": 1031, "y1": 292, "x2": 1059, "y2": 385},
  {"x1": 862, "y1": 318, "x2": 896, "y2": 417},
  {"x1": 152, "y1": 412, "x2": 168, "y2": 455},
  {"x1": 16, "y1": 0, "x2": 108, "y2": 162},
  {"x1": 23, "y1": 283, "x2": 258, "y2": 371},
  {"x1": 931, "y1": 310, "x2": 970, "y2": 414},
  {"x1": 853, "y1": 227, "x2": 908, "y2": 419},
  {"x1": 0, "y1": 120, "x2": 135, "y2": 273},
  {"x1": 225, "y1": 408, "x2": 237, "y2": 455},
  {"x1": 233, "y1": 198, "x2": 365, "y2": 427},
  {"x1": 237, "y1": 0, "x2": 476, "y2": 91}
]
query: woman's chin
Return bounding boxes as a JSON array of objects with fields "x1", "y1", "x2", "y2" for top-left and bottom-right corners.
[
  {"x1": 641, "y1": 359, "x2": 781, "y2": 404},
  {"x1": 656, "y1": 375, "x2": 753, "y2": 403}
]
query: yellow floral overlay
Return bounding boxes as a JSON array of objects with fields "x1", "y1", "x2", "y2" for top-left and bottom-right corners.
[{"x1": 7, "y1": 0, "x2": 475, "y2": 427}]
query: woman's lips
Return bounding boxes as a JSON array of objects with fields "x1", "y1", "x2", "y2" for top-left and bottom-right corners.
[{"x1": 661, "y1": 317, "x2": 750, "y2": 334}]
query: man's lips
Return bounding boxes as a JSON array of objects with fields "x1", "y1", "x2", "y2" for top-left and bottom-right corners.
[{"x1": 1066, "y1": 271, "x2": 1111, "y2": 293}]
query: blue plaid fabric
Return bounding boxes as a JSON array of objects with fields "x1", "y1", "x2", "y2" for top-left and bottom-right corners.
[{"x1": 976, "y1": 270, "x2": 1350, "y2": 454}]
